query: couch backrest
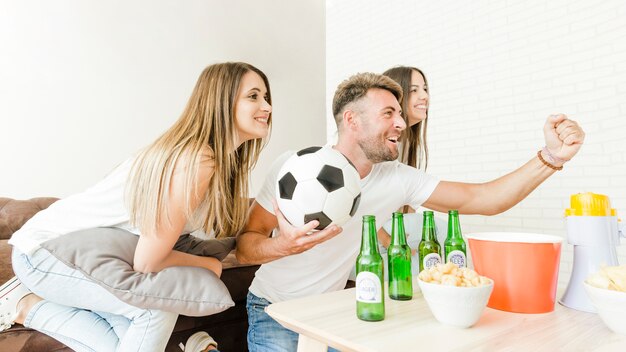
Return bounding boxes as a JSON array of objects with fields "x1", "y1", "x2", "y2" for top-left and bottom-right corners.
[{"x1": 0, "y1": 197, "x2": 59, "y2": 240}]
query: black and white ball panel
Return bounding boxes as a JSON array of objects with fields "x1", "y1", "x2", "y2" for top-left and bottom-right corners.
[{"x1": 276, "y1": 146, "x2": 362, "y2": 230}]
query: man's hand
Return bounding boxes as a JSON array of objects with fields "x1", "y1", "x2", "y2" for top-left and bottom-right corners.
[
  {"x1": 543, "y1": 114, "x2": 585, "y2": 164},
  {"x1": 273, "y1": 200, "x2": 343, "y2": 257},
  {"x1": 236, "y1": 200, "x2": 344, "y2": 265}
]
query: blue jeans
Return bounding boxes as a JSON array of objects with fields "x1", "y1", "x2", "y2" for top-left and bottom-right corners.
[
  {"x1": 12, "y1": 248, "x2": 178, "y2": 352},
  {"x1": 246, "y1": 291, "x2": 339, "y2": 352}
]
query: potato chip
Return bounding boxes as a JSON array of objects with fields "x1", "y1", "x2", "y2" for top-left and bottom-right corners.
[
  {"x1": 587, "y1": 265, "x2": 626, "y2": 292},
  {"x1": 418, "y1": 263, "x2": 491, "y2": 287}
]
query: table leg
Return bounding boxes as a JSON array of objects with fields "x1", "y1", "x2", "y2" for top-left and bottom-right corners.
[{"x1": 296, "y1": 334, "x2": 328, "y2": 352}]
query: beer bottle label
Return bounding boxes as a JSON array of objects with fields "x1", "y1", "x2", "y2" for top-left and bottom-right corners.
[
  {"x1": 422, "y1": 253, "x2": 442, "y2": 270},
  {"x1": 356, "y1": 271, "x2": 382, "y2": 303},
  {"x1": 447, "y1": 250, "x2": 467, "y2": 268}
]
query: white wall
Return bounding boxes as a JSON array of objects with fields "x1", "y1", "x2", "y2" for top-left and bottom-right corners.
[
  {"x1": 327, "y1": 0, "x2": 626, "y2": 285},
  {"x1": 0, "y1": 0, "x2": 326, "y2": 199}
]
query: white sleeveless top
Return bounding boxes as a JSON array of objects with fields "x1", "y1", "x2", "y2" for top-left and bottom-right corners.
[{"x1": 9, "y1": 157, "x2": 205, "y2": 255}]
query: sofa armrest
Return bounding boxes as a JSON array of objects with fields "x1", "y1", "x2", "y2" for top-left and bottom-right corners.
[
  {"x1": 0, "y1": 197, "x2": 59, "y2": 240},
  {"x1": 0, "y1": 197, "x2": 59, "y2": 283}
]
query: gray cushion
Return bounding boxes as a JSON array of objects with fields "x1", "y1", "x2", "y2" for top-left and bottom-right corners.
[
  {"x1": 39, "y1": 227, "x2": 235, "y2": 317},
  {"x1": 173, "y1": 233, "x2": 235, "y2": 261}
]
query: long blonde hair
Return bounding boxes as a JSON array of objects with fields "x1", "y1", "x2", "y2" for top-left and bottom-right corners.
[
  {"x1": 382, "y1": 66, "x2": 429, "y2": 170},
  {"x1": 126, "y1": 62, "x2": 271, "y2": 238}
]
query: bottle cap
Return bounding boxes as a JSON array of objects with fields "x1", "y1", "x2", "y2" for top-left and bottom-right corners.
[{"x1": 564, "y1": 192, "x2": 617, "y2": 217}]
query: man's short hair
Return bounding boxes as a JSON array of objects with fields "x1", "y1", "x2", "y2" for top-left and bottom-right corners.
[{"x1": 332, "y1": 72, "x2": 403, "y2": 126}]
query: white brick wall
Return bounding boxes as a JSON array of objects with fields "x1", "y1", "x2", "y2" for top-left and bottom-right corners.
[{"x1": 327, "y1": 0, "x2": 626, "y2": 286}]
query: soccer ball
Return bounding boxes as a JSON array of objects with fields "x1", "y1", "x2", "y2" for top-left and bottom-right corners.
[{"x1": 276, "y1": 146, "x2": 361, "y2": 230}]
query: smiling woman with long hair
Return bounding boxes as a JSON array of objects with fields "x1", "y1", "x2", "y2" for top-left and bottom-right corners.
[
  {"x1": 383, "y1": 66, "x2": 430, "y2": 170},
  {"x1": 375, "y1": 65, "x2": 431, "y2": 250},
  {"x1": 4, "y1": 62, "x2": 272, "y2": 352}
]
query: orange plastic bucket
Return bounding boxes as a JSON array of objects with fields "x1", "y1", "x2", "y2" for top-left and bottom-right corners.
[{"x1": 467, "y1": 232, "x2": 562, "y2": 313}]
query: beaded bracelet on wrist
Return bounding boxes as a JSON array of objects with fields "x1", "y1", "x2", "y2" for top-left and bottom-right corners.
[{"x1": 537, "y1": 150, "x2": 563, "y2": 171}]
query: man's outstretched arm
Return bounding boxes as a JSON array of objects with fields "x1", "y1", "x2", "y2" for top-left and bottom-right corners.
[{"x1": 424, "y1": 114, "x2": 585, "y2": 215}]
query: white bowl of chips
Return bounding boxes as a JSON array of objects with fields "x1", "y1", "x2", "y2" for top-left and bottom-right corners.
[
  {"x1": 417, "y1": 262, "x2": 493, "y2": 328},
  {"x1": 584, "y1": 265, "x2": 626, "y2": 335}
]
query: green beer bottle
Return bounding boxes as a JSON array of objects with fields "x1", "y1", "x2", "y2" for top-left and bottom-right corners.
[
  {"x1": 444, "y1": 210, "x2": 467, "y2": 268},
  {"x1": 388, "y1": 212, "x2": 412, "y2": 300},
  {"x1": 418, "y1": 211, "x2": 442, "y2": 272},
  {"x1": 356, "y1": 215, "x2": 385, "y2": 321}
]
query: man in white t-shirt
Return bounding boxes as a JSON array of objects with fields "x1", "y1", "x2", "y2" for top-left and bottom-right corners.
[{"x1": 236, "y1": 72, "x2": 585, "y2": 351}]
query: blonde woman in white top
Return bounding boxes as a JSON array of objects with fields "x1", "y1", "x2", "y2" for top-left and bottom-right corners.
[{"x1": 3, "y1": 62, "x2": 272, "y2": 352}]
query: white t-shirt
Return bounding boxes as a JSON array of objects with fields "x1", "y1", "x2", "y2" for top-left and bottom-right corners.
[
  {"x1": 249, "y1": 147, "x2": 440, "y2": 303},
  {"x1": 9, "y1": 158, "x2": 202, "y2": 255}
]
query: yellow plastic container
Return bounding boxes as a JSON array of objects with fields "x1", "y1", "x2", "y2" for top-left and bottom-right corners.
[{"x1": 565, "y1": 192, "x2": 616, "y2": 217}]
